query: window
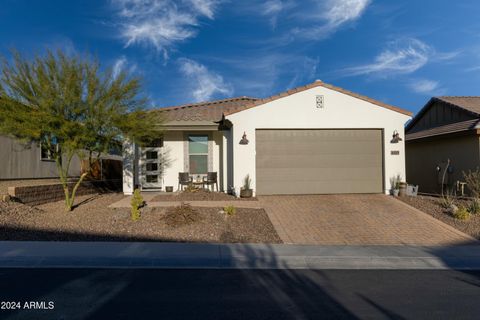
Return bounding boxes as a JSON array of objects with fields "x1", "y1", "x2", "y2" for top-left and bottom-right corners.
[
  {"x1": 188, "y1": 135, "x2": 208, "y2": 174},
  {"x1": 146, "y1": 175, "x2": 158, "y2": 183},
  {"x1": 146, "y1": 151, "x2": 158, "y2": 160},
  {"x1": 40, "y1": 136, "x2": 58, "y2": 161},
  {"x1": 146, "y1": 163, "x2": 158, "y2": 171}
]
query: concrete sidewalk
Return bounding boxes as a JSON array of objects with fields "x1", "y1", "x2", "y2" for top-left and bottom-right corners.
[{"x1": 1, "y1": 241, "x2": 480, "y2": 269}]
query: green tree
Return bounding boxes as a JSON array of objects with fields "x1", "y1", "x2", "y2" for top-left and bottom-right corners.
[{"x1": 0, "y1": 50, "x2": 163, "y2": 211}]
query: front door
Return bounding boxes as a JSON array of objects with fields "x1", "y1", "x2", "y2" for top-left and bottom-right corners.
[{"x1": 140, "y1": 140, "x2": 163, "y2": 189}]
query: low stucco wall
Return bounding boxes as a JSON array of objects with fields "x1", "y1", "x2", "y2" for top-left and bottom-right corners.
[
  {"x1": 406, "y1": 135, "x2": 480, "y2": 194},
  {"x1": 226, "y1": 85, "x2": 411, "y2": 195}
]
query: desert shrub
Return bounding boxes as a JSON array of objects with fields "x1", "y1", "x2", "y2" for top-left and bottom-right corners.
[
  {"x1": 184, "y1": 185, "x2": 201, "y2": 193},
  {"x1": 440, "y1": 187, "x2": 456, "y2": 209},
  {"x1": 164, "y1": 202, "x2": 201, "y2": 227},
  {"x1": 130, "y1": 189, "x2": 143, "y2": 221},
  {"x1": 468, "y1": 198, "x2": 480, "y2": 214},
  {"x1": 453, "y1": 206, "x2": 471, "y2": 220},
  {"x1": 224, "y1": 205, "x2": 236, "y2": 216},
  {"x1": 464, "y1": 168, "x2": 480, "y2": 198}
]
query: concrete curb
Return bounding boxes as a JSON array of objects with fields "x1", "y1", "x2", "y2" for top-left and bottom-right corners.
[{"x1": 1, "y1": 242, "x2": 480, "y2": 269}]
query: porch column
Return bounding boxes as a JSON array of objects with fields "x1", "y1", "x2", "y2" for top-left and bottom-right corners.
[
  {"x1": 122, "y1": 140, "x2": 135, "y2": 195},
  {"x1": 222, "y1": 131, "x2": 228, "y2": 193}
]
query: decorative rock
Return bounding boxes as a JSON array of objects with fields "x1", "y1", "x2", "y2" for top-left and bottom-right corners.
[
  {"x1": 447, "y1": 204, "x2": 459, "y2": 214},
  {"x1": 1, "y1": 195, "x2": 12, "y2": 202}
]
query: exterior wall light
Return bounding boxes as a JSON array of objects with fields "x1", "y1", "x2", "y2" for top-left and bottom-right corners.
[
  {"x1": 391, "y1": 130, "x2": 402, "y2": 143},
  {"x1": 239, "y1": 132, "x2": 249, "y2": 145}
]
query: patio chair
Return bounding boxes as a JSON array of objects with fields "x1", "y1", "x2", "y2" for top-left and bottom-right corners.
[
  {"x1": 203, "y1": 172, "x2": 218, "y2": 192},
  {"x1": 178, "y1": 172, "x2": 192, "y2": 191}
]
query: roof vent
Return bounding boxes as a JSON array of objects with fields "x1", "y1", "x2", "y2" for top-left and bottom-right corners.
[{"x1": 315, "y1": 79, "x2": 322, "y2": 83}]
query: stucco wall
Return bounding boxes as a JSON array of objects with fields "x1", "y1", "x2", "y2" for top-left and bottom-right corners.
[
  {"x1": 162, "y1": 131, "x2": 185, "y2": 190},
  {"x1": 406, "y1": 135, "x2": 480, "y2": 194},
  {"x1": 226, "y1": 86, "x2": 411, "y2": 195},
  {"x1": 0, "y1": 135, "x2": 81, "y2": 180}
]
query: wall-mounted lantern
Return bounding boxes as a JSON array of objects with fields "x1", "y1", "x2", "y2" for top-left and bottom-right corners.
[
  {"x1": 239, "y1": 132, "x2": 249, "y2": 145},
  {"x1": 391, "y1": 130, "x2": 402, "y2": 143}
]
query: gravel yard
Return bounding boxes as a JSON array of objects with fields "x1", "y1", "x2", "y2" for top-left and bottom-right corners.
[
  {"x1": 398, "y1": 195, "x2": 480, "y2": 240},
  {"x1": 151, "y1": 189, "x2": 257, "y2": 202},
  {"x1": 0, "y1": 193, "x2": 280, "y2": 243}
]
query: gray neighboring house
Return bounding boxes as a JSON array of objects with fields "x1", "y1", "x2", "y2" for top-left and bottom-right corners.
[
  {"x1": 0, "y1": 135, "x2": 81, "y2": 180},
  {"x1": 406, "y1": 97, "x2": 480, "y2": 194}
]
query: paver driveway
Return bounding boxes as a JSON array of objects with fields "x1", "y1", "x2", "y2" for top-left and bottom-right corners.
[{"x1": 258, "y1": 195, "x2": 476, "y2": 245}]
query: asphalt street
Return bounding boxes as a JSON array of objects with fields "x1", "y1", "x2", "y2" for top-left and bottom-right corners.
[{"x1": 0, "y1": 269, "x2": 480, "y2": 319}]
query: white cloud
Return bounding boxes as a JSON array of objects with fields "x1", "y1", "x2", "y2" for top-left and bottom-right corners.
[
  {"x1": 178, "y1": 58, "x2": 233, "y2": 101},
  {"x1": 112, "y1": 0, "x2": 222, "y2": 57},
  {"x1": 261, "y1": 0, "x2": 293, "y2": 29},
  {"x1": 292, "y1": 0, "x2": 371, "y2": 40},
  {"x1": 340, "y1": 38, "x2": 432, "y2": 77},
  {"x1": 187, "y1": 0, "x2": 220, "y2": 19},
  {"x1": 409, "y1": 79, "x2": 441, "y2": 94},
  {"x1": 112, "y1": 56, "x2": 138, "y2": 78}
]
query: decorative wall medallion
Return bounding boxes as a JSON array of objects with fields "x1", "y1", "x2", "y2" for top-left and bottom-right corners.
[{"x1": 316, "y1": 95, "x2": 324, "y2": 109}]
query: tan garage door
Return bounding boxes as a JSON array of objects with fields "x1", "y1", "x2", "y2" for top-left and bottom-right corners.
[{"x1": 256, "y1": 129, "x2": 384, "y2": 195}]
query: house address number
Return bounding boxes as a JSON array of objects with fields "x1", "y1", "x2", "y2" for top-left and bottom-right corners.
[{"x1": 391, "y1": 150, "x2": 400, "y2": 155}]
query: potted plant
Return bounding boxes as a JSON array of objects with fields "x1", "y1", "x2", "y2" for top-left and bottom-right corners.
[
  {"x1": 390, "y1": 175, "x2": 400, "y2": 197},
  {"x1": 240, "y1": 174, "x2": 253, "y2": 198}
]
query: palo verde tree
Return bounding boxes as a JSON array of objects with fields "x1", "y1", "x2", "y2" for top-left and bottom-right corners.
[{"x1": 0, "y1": 50, "x2": 163, "y2": 211}]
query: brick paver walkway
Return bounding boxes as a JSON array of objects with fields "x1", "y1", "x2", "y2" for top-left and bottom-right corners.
[{"x1": 258, "y1": 195, "x2": 477, "y2": 245}]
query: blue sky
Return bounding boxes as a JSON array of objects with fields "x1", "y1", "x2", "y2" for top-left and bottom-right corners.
[{"x1": 1, "y1": 0, "x2": 479, "y2": 113}]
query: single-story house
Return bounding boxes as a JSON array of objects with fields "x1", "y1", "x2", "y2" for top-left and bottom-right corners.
[
  {"x1": 406, "y1": 96, "x2": 480, "y2": 194},
  {"x1": 122, "y1": 80, "x2": 412, "y2": 196}
]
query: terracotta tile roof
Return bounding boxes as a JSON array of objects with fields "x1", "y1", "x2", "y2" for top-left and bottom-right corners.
[
  {"x1": 154, "y1": 96, "x2": 258, "y2": 122},
  {"x1": 406, "y1": 119, "x2": 480, "y2": 141},
  {"x1": 224, "y1": 80, "x2": 413, "y2": 116},
  {"x1": 436, "y1": 96, "x2": 480, "y2": 115}
]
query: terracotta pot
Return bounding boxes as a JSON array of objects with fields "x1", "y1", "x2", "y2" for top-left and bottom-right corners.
[{"x1": 240, "y1": 188, "x2": 253, "y2": 198}]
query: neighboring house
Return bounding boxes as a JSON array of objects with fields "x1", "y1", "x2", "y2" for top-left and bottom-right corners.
[
  {"x1": 123, "y1": 80, "x2": 412, "y2": 196},
  {"x1": 0, "y1": 135, "x2": 81, "y2": 180},
  {"x1": 406, "y1": 96, "x2": 480, "y2": 194},
  {"x1": 0, "y1": 135, "x2": 122, "y2": 181}
]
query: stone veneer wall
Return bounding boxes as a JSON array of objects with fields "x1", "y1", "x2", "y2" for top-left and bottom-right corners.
[{"x1": 8, "y1": 180, "x2": 122, "y2": 205}]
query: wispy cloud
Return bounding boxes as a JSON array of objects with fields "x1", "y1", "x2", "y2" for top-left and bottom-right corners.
[
  {"x1": 112, "y1": 56, "x2": 138, "y2": 78},
  {"x1": 261, "y1": 0, "x2": 295, "y2": 29},
  {"x1": 205, "y1": 52, "x2": 319, "y2": 97},
  {"x1": 178, "y1": 58, "x2": 233, "y2": 101},
  {"x1": 112, "y1": 0, "x2": 223, "y2": 58},
  {"x1": 409, "y1": 79, "x2": 445, "y2": 95},
  {"x1": 291, "y1": 0, "x2": 371, "y2": 40},
  {"x1": 340, "y1": 38, "x2": 432, "y2": 77}
]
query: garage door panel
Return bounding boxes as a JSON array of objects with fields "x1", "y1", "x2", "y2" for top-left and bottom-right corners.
[
  {"x1": 257, "y1": 167, "x2": 382, "y2": 182},
  {"x1": 256, "y1": 129, "x2": 383, "y2": 195},
  {"x1": 256, "y1": 154, "x2": 382, "y2": 169},
  {"x1": 257, "y1": 180, "x2": 381, "y2": 195},
  {"x1": 258, "y1": 142, "x2": 380, "y2": 156}
]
